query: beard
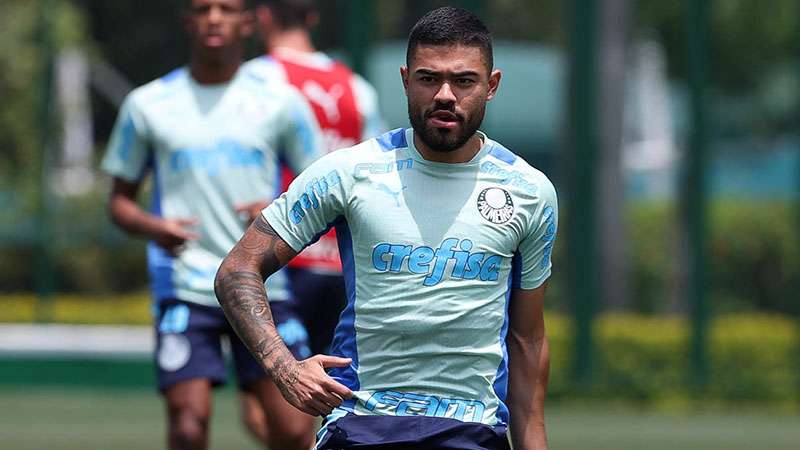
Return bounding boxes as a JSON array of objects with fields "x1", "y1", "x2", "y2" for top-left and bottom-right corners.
[{"x1": 408, "y1": 101, "x2": 486, "y2": 153}]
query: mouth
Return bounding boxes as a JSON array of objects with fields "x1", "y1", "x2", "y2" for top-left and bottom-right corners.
[
  {"x1": 426, "y1": 110, "x2": 462, "y2": 129},
  {"x1": 203, "y1": 32, "x2": 225, "y2": 48}
]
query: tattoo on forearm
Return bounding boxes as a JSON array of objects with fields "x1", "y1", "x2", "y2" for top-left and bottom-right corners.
[
  {"x1": 215, "y1": 220, "x2": 301, "y2": 392},
  {"x1": 247, "y1": 216, "x2": 295, "y2": 274},
  {"x1": 216, "y1": 271, "x2": 300, "y2": 389}
]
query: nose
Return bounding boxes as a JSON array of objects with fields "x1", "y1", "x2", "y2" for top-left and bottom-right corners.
[
  {"x1": 433, "y1": 82, "x2": 456, "y2": 105},
  {"x1": 208, "y1": 5, "x2": 223, "y2": 23}
]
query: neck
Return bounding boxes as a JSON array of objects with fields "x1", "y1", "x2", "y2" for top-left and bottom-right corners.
[
  {"x1": 267, "y1": 29, "x2": 316, "y2": 54},
  {"x1": 413, "y1": 132, "x2": 484, "y2": 164},
  {"x1": 189, "y1": 56, "x2": 241, "y2": 84}
]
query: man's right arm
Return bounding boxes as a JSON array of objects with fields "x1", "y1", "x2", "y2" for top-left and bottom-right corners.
[
  {"x1": 214, "y1": 215, "x2": 353, "y2": 416},
  {"x1": 102, "y1": 94, "x2": 199, "y2": 254}
]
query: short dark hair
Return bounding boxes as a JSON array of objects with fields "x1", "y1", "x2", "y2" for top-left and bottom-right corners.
[
  {"x1": 185, "y1": 0, "x2": 252, "y2": 10},
  {"x1": 406, "y1": 6, "x2": 493, "y2": 70},
  {"x1": 255, "y1": 0, "x2": 316, "y2": 29}
]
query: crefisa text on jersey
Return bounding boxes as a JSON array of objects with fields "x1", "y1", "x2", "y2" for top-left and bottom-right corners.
[{"x1": 372, "y1": 237, "x2": 503, "y2": 286}]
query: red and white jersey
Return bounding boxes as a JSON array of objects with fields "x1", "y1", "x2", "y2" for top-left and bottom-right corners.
[{"x1": 243, "y1": 48, "x2": 385, "y2": 274}]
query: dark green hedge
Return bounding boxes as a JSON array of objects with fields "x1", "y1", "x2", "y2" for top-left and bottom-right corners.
[
  {"x1": 626, "y1": 200, "x2": 800, "y2": 314},
  {"x1": 546, "y1": 314, "x2": 799, "y2": 405}
]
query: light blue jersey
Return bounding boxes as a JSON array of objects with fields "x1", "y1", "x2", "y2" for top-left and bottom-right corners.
[
  {"x1": 102, "y1": 66, "x2": 324, "y2": 307},
  {"x1": 263, "y1": 128, "x2": 558, "y2": 427}
]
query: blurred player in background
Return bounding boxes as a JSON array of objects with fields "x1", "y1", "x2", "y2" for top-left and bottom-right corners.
[
  {"x1": 248, "y1": 0, "x2": 384, "y2": 354},
  {"x1": 101, "y1": 0, "x2": 323, "y2": 449},
  {"x1": 238, "y1": 0, "x2": 385, "y2": 443},
  {"x1": 217, "y1": 6, "x2": 556, "y2": 450}
]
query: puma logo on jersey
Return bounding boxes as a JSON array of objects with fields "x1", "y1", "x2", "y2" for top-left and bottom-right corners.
[
  {"x1": 376, "y1": 183, "x2": 406, "y2": 207},
  {"x1": 302, "y1": 80, "x2": 344, "y2": 123}
]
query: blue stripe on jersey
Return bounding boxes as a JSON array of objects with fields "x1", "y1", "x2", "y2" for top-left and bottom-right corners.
[
  {"x1": 376, "y1": 128, "x2": 407, "y2": 151},
  {"x1": 147, "y1": 160, "x2": 176, "y2": 302},
  {"x1": 245, "y1": 67, "x2": 266, "y2": 84},
  {"x1": 492, "y1": 252, "x2": 522, "y2": 425},
  {"x1": 488, "y1": 143, "x2": 517, "y2": 166},
  {"x1": 329, "y1": 217, "x2": 360, "y2": 396},
  {"x1": 161, "y1": 68, "x2": 183, "y2": 84},
  {"x1": 292, "y1": 105, "x2": 318, "y2": 158},
  {"x1": 118, "y1": 116, "x2": 137, "y2": 162}
]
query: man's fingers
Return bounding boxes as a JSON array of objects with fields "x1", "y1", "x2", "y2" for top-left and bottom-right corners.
[
  {"x1": 317, "y1": 389, "x2": 345, "y2": 409},
  {"x1": 174, "y1": 217, "x2": 199, "y2": 226},
  {"x1": 293, "y1": 402, "x2": 319, "y2": 417},
  {"x1": 306, "y1": 398, "x2": 334, "y2": 417},
  {"x1": 177, "y1": 230, "x2": 201, "y2": 240},
  {"x1": 323, "y1": 377, "x2": 354, "y2": 400},
  {"x1": 317, "y1": 355, "x2": 352, "y2": 369}
]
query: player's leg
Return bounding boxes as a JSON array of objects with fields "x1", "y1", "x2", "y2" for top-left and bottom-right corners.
[
  {"x1": 231, "y1": 300, "x2": 315, "y2": 450},
  {"x1": 238, "y1": 389, "x2": 270, "y2": 445},
  {"x1": 156, "y1": 300, "x2": 229, "y2": 450},
  {"x1": 164, "y1": 379, "x2": 213, "y2": 450},
  {"x1": 252, "y1": 378, "x2": 316, "y2": 450},
  {"x1": 288, "y1": 267, "x2": 346, "y2": 355}
]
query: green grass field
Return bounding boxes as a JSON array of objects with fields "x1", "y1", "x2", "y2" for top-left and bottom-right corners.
[{"x1": 1, "y1": 387, "x2": 798, "y2": 450}]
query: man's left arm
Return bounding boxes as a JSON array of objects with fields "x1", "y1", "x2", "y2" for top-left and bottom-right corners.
[{"x1": 506, "y1": 284, "x2": 549, "y2": 450}]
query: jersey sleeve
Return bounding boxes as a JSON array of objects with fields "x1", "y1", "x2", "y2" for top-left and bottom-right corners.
[
  {"x1": 278, "y1": 89, "x2": 325, "y2": 173},
  {"x1": 515, "y1": 176, "x2": 558, "y2": 290},
  {"x1": 352, "y1": 74, "x2": 386, "y2": 141},
  {"x1": 100, "y1": 94, "x2": 151, "y2": 182},
  {"x1": 262, "y1": 152, "x2": 349, "y2": 252}
]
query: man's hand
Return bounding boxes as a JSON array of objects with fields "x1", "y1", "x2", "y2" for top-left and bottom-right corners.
[
  {"x1": 273, "y1": 354, "x2": 354, "y2": 417},
  {"x1": 236, "y1": 200, "x2": 271, "y2": 225},
  {"x1": 154, "y1": 218, "x2": 200, "y2": 255},
  {"x1": 108, "y1": 177, "x2": 201, "y2": 255}
]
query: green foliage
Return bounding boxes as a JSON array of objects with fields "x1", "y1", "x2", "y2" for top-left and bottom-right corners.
[
  {"x1": 0, "y1": 0, "x2": 88, "y2": 200},
  {"x1": 546, "y1": 313, "x2": 799, "y2": 405},
  {"x1": 626, "y1": 200, "x2": 800, "y2": 314}
]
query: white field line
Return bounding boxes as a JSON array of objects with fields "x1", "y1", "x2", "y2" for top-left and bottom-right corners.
[{"x1": 0, "y1": 324, "x2": 152, "y2": 358}]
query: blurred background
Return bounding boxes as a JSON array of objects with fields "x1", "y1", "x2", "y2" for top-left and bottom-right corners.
[{"x1": 1, "y1": 0, "x2": 799, "y2": 449}]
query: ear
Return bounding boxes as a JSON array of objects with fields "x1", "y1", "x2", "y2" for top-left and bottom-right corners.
[
  {"x1": 240, "y1": 10, "x2": 255, "y2": 38},
  {"x1": 181, "y1": 10, "x2": 193, "y2": 35},
  {"x1": 400, "y1": 66, "x2": 410, "y2": 93},
  {"x1": 306, "y1": 11, "x2": 320, "y2": 29},
  {"x1": 254, "y1": 5, "x2": 274, "y2": 32},
  {"x1": 486, "y1": 69, "x2": 502, "y2": 101}
]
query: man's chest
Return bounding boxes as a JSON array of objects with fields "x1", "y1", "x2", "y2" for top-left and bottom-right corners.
[
  {"x1": 348, "y1": 168, "x2": 527, "y2": 274},
  {"x1": 144, "y1": 99, "x2": 284, "y2": 176}
]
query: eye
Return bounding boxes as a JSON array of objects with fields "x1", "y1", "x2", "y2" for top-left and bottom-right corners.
[
  {"x1": 419, "y1": 75, "x2": 436, "y2": 83},
  {"x1": 456, "y1": 78, "x2": 476, "y2": 86}
]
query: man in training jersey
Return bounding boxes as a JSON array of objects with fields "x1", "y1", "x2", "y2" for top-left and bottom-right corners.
[
  {"x1": 246, "y1": 0, "x2": 385, "y2": 362},
  {"x1": 236, "y1": 1, "x2": 385, "y2": 443},
  {"x1": 216, "y1": 6, "x2": 557, "y2": 450},
  {"x1": 102, "y1": 1, "x2": 323, "y2": 449},
  {"x1": 249, "y1": 0, "x2": 385, "y2": 353}
]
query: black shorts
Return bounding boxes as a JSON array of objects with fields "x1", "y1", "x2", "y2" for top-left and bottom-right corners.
[
  {"x1": 316, "y1": 414, "x2": 511, "y2": 450},
  {"x1": 154, "y1": 299, "x2": 311, "y2": 391},
  {"x1": 287, "y1": 268, "x2": 347, "y2": 355}
]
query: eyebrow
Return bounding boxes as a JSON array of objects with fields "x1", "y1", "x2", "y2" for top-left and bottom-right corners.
[{"x1": 414, "y1": 68, "x2": 480, "y2": 77}]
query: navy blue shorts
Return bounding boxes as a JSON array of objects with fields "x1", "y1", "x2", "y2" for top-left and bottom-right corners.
[
  {"x1": 287, "y1": 268, "x2": 347, "y2": 355},
  {"x1": 316, "y1": 414, "x2": 511, "y2": 450},
  {"x1": 155, "y1": 299, "x2": 311, "y2": 391}
]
